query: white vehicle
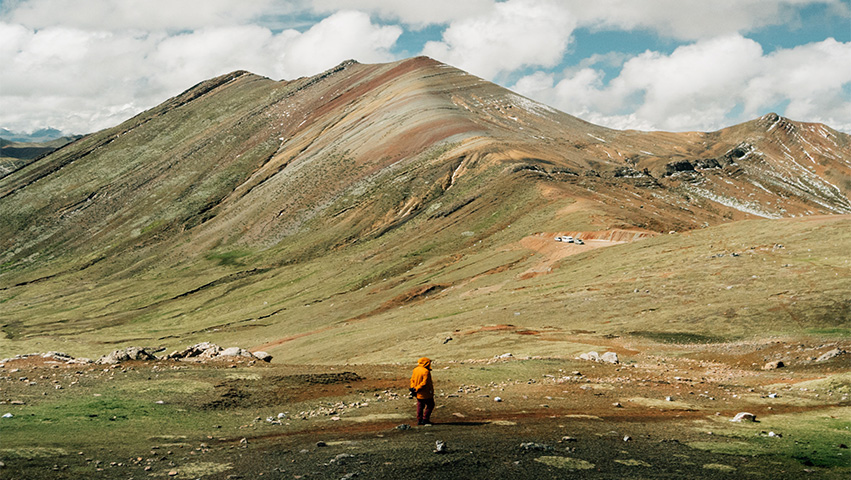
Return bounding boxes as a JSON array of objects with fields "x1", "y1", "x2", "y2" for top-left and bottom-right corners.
[
  {"x1": 563, "y1": 236, "x2": 574, "y2": 243},
  {"x1": 574, "y1": 238, "x2": 584, "y2": 245}
]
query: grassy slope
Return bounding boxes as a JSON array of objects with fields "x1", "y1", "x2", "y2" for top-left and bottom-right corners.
[{"x1": 2, "y1": 205, "x2": 847, "y2": 362}]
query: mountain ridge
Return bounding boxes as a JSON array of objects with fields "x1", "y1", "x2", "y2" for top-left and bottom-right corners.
[{"x1": 0, "y1": 56, "x2": 848, "y2": 360}]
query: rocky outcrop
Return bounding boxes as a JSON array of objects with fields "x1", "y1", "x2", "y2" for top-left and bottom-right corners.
[
  {"x1": 96, "y1": 347, "x2": 158, "y2": 364},
  {"x1": 815, "y1": 348, "x2": 845, "y2": 362},
  {"x1": 166, "y1": 342, "x2": 271, "y2": 362},
  {"x1": 578, "y1": 351, "x2": 619, "y2": 364}
]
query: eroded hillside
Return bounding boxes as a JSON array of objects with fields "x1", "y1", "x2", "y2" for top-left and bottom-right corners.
[{"x1": 0, "y1": 57, "x2": 848, "y2": 359}]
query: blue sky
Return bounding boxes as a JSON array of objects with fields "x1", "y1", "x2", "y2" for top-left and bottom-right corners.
[{"x1": 1, "y1": 0, "x2": 849, "y2": 134}]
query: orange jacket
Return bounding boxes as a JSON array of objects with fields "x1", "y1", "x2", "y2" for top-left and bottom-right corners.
[{"x1": 410, "y1": 357, "x2": 434, "y2": 399}]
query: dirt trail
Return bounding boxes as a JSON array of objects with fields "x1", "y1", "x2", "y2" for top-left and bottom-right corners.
[{"x1": 516, "y1": 229, "x2": 655, "y2": 279}]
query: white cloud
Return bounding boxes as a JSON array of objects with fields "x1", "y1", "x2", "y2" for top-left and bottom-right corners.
[
  {"x1": 513, "y1": 35, "x2": 851, "y2": 132},
  {"x1": 0, "y1": 10, "x2": 402, "y2": 134},
  {"x1": 421, "y1": 0, "x2": 576, "y2": 80},
  {"x1": 275, "y1": 10, "x2": 401, "y2": 78},
  {"x1": 310, "y1": 0, "x2": 495, "y2": 27},
  {"x1": 2, "y1": 0, "x2": 277, "y2": 31},
  {"x1": 563, "y1": 0, "x2": 848, "y2": 40}
]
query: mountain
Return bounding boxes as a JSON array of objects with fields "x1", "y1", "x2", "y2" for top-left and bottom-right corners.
[
  {"x1": 0, "y1": 57, "x2": 848, "y2": 360},
  {"x1": 0, "y1": 135, "x2": 83, "y2": 178},
  {"x1": 0, "y1": 127, "x2": 69, "y2": 143}
]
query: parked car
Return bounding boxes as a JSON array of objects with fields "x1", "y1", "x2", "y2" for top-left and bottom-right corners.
[{"x1": 574, "y1": 238, "x2": 584, "y2": 245}]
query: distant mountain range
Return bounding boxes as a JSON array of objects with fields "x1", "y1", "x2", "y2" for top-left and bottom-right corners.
[
  {"x1": 0, "y1": 56, "x2": 848, "y2": 361},
  {"x1": 0, "y1": 127, "x2": 73, "y2": 143},
  {"x1": 0, "y1": 135, "x2": 83, "y2": 178}
]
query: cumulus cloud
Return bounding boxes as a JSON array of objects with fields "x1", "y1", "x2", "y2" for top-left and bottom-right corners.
[
  {"x1": 311, "y1": 0, "x2": 495, "y2": 27},
  {"x1": 562, "y1": 0, "x2": 848, "y2": 40},
  {"x1": 422, "y1": 0, "x2": 576, "y2": 80},
  {"x1": 0, "y1": 10, "x2": 401, "y2": 133},
  {"x1": 1, "y1": 0, "x2": 277, "y2": 31},
  {"x1": 512, "y1": 35, "x2": 851, "y2": 132}
]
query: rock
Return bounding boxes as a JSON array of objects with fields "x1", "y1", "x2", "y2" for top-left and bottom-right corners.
[
  {"x1": 252, "y1": 351, "x2": 272, "y2": 362},
  {"x1": 665, "y1": 396, "x2": 673, "y2": 401},
  {"x1": 519, "y1": 442, "x2": 553, "y2": 452},
  {"x1": 2, "y1": 413, "x2": 13, "y2": 418},
  {"x1": 168, "y1": 471, "x2": 178, "y2": 476},
  {"x1": 768, "y1": 393, "x2": 778, "y2": 398},
  {"x1": 816, "y1": 348, "x2": 844, "y2": 362},
  {"x1": 316, "y1": 441, "x2": 327, "y2": 447},
  {"x1": 496, "y1": 353, "x2": 513, "y2": 359},
  {"x1": 579, "y1": 351, "x2": 600, "y2": 362},
  {"x1": 395, "y1": 424, "x2": 411, "y2": 430},
  {"x1": 600, "y1": 352, "x2": 619, "y2": 364},
  {"x1": 623, "y1": 435, "x2": 631, "y2": 442},
  {"x1": 494, "y1": 397, "x2": 503, "y2": 402},
  {"x1": 219, "y1": 347, "x2": 245, "y2": 357},
  {"x1": 730, "y1": 412, "x2": 756, "y2": 422},
  {"x1": 762, "y1": 360, "x2": 784, "y2": 370},
  {"x1": 561, "y1": 436, "x2": 577, "y2": 442},
  {"x1": 434, "y1": 440, "x2": 447, "y2": 454},
  {"x1": 96, "y1": 347, "x2": 157, "y2": 364},
  {"x1": 612, "y1": 402, "x2": 623, "y2": 408}
]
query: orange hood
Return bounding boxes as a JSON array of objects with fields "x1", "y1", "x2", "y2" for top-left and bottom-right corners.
[{"x1": 417, "y1": 357, "x2": 432, "y2": 370}]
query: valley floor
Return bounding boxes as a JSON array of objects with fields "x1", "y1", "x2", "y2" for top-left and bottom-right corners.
[{"x1": 0, "y1": 338, "x2": 848, "y2": 479}]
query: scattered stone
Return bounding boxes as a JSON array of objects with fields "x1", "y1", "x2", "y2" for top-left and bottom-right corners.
[
  {"x1": 395, "y1": 424, "x2": 411, "y2": 430},
  {"x1": 561, "y1": 436, "x2": 577, "y2": 442},
  {"x1": 316, "y1": 441, "x2": 327, "y2": 447},
  {"x1": 730, "y1": 412, "x2": 756, "y2": 422},
  {"x1": 768, "y1": 393, "x2": 778, "y2": 398},
  {"x1": 767, "y1": 431, "x2": 781, "y2": 438},
  {"x1": 434, "y1": 440, "x2": 447, "y2": 454},
  {"x1": 612, "y1": 402, "x2": 623, "y2": 408},
  {"x1": 519, "y1": 442, "x2": 553, "y2": 452},
  {"x1": 623, "y1": 435, "x2": 631, "y2": 442},
  {"x1": 579, "y1": 351, "x2": 619, "y2": 364},
  {"x1": 579, "y1": 351, "x2": 600, "y2": 362},
  {"x1": 816, "y1": 348, "x2": 845, "y2": 362},
  {"x1": 2, "y1": 413, "x2": 12, "y2": 418},
  {"x1": 762, "y1": 360, "x2": 784, "y2": 370},
  {"x1": 443, "y1": 337, "x2": 452, "y2": 344},
  {"x1": 168, "y1": 470, "x2": 178, "y2": 476},
  {"x1": 496, "y1": 353, "x2": 513, "y2": 359},
  {"x1": 494, "y1": 397, "x2": 503, "y2": 402},
  {"x1": 665, "y1": 396, "x2": 673, "y2": 402}
]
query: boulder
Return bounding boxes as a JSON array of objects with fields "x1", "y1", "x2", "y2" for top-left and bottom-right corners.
[
  {"x1": 730, "y1": 412, "x2": 756, "y2": 422},
  {"x1": 579, "y1": 351, "x2": 600, "y2": 362},
  {"x1": 220, "y1": 347, "x2": 255, "y2": 358},
  {"x1": 253, "y1": 351, "x2": 273, "y2": 362},
  {"x1": 96, "y1": 346, "x2": 157, "y2": 364},
  {"x1": 762, "y1": 360, "x2": 784, "y2": 370},
  {"x1": 601, "y1": 352, "x2": 619, "y2": 364}
]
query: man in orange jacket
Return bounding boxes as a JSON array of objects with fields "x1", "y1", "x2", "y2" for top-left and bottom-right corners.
[{"x1": 410, "y1": 357, "x2": 435, "y2": 425}]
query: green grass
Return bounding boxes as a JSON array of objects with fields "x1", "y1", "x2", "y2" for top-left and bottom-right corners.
[{"x1": 689, "y1": 407, "x2": 851, "y2": 469}]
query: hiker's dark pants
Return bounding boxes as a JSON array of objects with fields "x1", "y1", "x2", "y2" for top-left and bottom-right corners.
[{"x1": 416, "y1": 398, "x2": 434, "y2": 423}]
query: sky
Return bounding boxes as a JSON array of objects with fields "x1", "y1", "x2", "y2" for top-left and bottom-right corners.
[{"x1": 1, "y1": 0, "x2": 850, "y2": 136}]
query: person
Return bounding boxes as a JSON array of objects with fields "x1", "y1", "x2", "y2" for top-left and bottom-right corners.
[{"x1": 409, "y1": 357, "x2": 434, "y2": 425}]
